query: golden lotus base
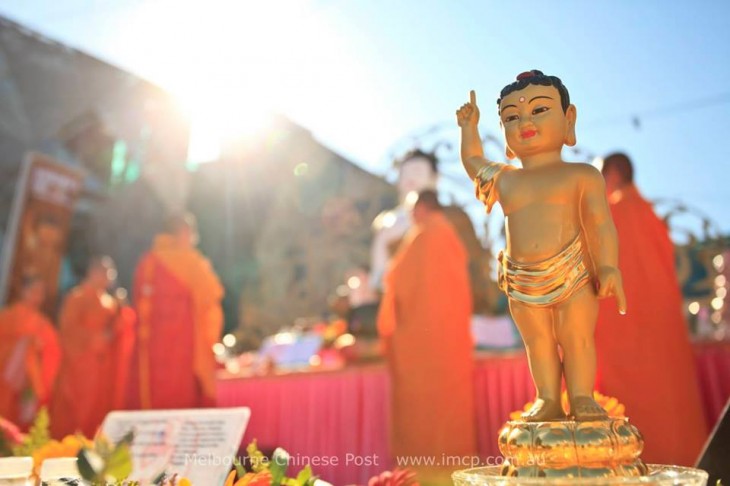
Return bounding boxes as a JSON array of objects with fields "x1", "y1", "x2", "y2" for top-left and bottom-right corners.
[{"x1": 497, "y1": 418, "x2": 645, "y2": 478}]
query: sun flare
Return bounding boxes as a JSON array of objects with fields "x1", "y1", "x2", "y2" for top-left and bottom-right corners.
[
  {"x1": 120, "y1": 0, "x2": 382, "y2": 166},
  {"x1": 126, "y1": 0, "x2": 318, "y2": 162}
]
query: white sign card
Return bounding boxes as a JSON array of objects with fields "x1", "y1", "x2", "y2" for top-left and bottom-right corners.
[{"x1": 101, "y1": 407, "x2": 251, "y2": 486}]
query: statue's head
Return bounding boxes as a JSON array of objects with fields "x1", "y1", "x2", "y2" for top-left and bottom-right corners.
[
  {"x1": 395, "y1": 149, "x2": 439, "y2": 203},
  {"x1": 497, "y1": 70, "x2": 577, "y2": 160}
]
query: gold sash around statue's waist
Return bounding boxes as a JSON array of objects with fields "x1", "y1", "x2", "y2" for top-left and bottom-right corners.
[{"x1": 498, "y1": 235, "x2": 591, "y2": 307}]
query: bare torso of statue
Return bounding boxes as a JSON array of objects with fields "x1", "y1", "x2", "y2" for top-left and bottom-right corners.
[
  {"x1": 458, "y1": 70, "x2": 626, "y2": 422},
  {"x1": 501, "y1": 162, "x2": 593, "y2": 262}
]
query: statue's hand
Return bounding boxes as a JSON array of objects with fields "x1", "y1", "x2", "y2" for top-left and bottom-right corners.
[
  {"x1": 456, "y1": 90, "x2": 480, "y2": 128},
  {"x1": 597, "y1": 266, "x2": 627, "y2": 315}
]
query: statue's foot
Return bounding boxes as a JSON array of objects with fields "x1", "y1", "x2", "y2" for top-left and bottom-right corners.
[
  {"x1": 521, "y1": 398, "x2": 566, "y2": 422},
  {"x1": 570, "y1": 395, "x2": 608, "y2": 421}
]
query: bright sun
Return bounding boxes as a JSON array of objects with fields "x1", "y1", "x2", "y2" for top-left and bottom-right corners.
[
  {"x1": 121, "y1": 0, "x2": 381, "y2": 166},
  {"x1": 126, "y1": 0, "x2": 319, "y2": 162}
]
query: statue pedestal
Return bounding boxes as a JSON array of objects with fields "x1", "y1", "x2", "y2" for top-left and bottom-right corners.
[
  {"x1": 498, "y1": 418, "x2": 645, "y2": 477},
  {"x1": 452, "y1": 465, "x2": 708, "y2": 485},
  {"x1": 451, "y1": 419, "x2": 707, "y2": 485}
]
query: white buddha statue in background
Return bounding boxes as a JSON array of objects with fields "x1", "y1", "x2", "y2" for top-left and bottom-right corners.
[
  {"x1": 370, "y1": 149, "x2": 439, "y2": 290},
  {"x1": 370, "y1": 149, "x2": 501, "y2": 321}
]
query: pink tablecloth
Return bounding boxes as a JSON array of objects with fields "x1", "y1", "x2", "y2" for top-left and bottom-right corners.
[
  {"x1": 217, "y1": 343, "x2": 730, "y2": 485},
  {"x1": 218, "y1": 365, "x2": 391, "y2": 485}
]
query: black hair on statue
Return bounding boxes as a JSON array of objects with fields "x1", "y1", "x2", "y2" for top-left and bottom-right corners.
[{"x1": 497, "y1": 70, "x2": 571, "y2": 113}]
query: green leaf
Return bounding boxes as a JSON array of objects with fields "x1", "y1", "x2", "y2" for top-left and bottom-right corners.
[
  {"x1": 295, "y1": 465, "x2": 313, "y2": 485},
  {"x1": 152, "y1": 471, "x2": 168, "y2": 484},
  {"x1": 270, "y1": 447, "x2": 290, "y2": 485},
  {"x1": 233, "y1": 456, "x2": 247, "y2": 479},
  {"x1": 247, "y1": 440, "x2": 269, "y2": 473},
  {"x1": 117, "y1": 429, "x2": 135, "y2": 447},
  {"x1": 105, "y1": 440, "x2": 133, "y2": 480},
  {"x1": 12, "y1": 407, "x2": 50, "y2": 457},
  {"x1": 77, "y1": 448, "x2": 102, "y2": 481}
]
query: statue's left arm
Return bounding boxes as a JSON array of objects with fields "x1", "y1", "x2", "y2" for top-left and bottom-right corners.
[{"x1": 580, "y1": 166, "x2": 627, "y2": 314}]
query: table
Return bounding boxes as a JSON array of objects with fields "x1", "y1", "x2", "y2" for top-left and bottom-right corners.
[
  {"x1": 218, "y1": 364, "x2": 391, "y2": 485},
  {"x1": 217, "y1": 342, "x2": 730, "y2": 485}
]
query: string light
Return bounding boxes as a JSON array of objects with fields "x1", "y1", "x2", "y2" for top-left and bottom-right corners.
[
  {"x1": 711, "y1": 298, "x2": 724, "y2": 311},
  {"x1": 688, "y1": 302, "x2": 700, "y2": 315},
  {"x1": 713, "y1": 254, "x2": 725, "y2": 271},
  {"x1": 222, "y1": 333, "x2": 237, "y2": 347}
]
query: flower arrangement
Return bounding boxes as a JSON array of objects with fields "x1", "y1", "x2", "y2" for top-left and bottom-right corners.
[
  {"x1": 4, "y1": 407, "x2": 93, "y2": 480},
  {"x1": 221, "y1": 441, "x2": 418, "y2": 486},
  {"x1": 222, "y1": 440, "x2": 316, "y2": 486},
  {"x1": 2, "y1": 410, "x2": 416, "y2": 486},
  {"x1": 509, "y1": 390, "x2": 626, "y2": 421}
]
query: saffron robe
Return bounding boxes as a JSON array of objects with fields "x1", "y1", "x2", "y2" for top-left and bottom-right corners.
[
  {"x1": 0, "y1": 303, "x2": 60, "y2": 428},
  {"x1": 51, "y1": 285, "x2": 135, "y2": 438},
  {"x1": 377, "y1": 212, "x2": 477, "y2": 458},
  {"x1": 596, "y1": 184, "x2": 707, "y2": 465},
  {"x1": 127, "y1": 235, "x2": 224, "y2": 409}
]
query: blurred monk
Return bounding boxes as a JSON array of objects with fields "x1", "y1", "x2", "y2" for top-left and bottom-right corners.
[
  {"x1": 596, "y1": 152, "x2": 707, "y2": 465},
  {"x1": 0, "y1": 277, "x2": 60, "y2": 429},
  {"x1": 51, "y1": 256, "x2": 135, "y2": 438},
  {"x1": 128, "y1": 212, "x2": 224, "y2": 409},
  {"x1": 378, "y1": 190, "x2": 476, "y2": 463}
]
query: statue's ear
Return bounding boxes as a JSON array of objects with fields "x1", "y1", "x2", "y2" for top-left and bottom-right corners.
[
  {"x1": 505, "y1": 145, "x2": 516, "y2": 160},
  {"x1": 565, "y1": 104, "x2": 577, "y2": 147}
]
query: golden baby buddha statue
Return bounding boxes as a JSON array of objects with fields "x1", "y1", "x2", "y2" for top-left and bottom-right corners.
[
  {"x1": 458, "y1": 70, "x2": 624, "y2": 423},
  {"x1": 451, "y1": 71, "x2": 707, "y2": 483}
]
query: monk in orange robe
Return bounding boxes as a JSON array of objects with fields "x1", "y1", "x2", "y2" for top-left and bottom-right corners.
[
  {"x1": 112, "y1": 288, "x2": 136, "y2": 411},
  {"x1": 596, "y1": 153, "x2": 707, "y2": 465},
  {"x1": 378, "y1": 190, "x2": 477, "y2": 463},
  {"x1": 0, "y1": 277, "x2": 60, "y2": 429},
  {"x1": 51, "y1": 256, "x2": 135, "y2": 438},
  {"x1": 127, "y1": 213, "x2": 224, "y2": 409}
]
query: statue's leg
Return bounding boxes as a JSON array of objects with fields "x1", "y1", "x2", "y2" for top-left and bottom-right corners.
[
  {"x1": 553, "y1": 284, "x2": 607, "y2": 420},
  {"x1": 509, "y1": 298, "x2": 564, "y2": 421}
]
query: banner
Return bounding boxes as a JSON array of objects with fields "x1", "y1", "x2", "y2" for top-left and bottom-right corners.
[{"x1": 0, "y1": 152, "x2": 84, "y2": 315}]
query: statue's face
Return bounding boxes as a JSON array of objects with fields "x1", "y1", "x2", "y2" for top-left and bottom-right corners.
[
  {"x1": 397, "y1": 157, "x2": 437, "y2": 201},
  {"x1": 499, "y1": 84, "x2": 574, "y2": 159}
]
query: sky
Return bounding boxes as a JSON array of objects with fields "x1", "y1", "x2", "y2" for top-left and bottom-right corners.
[{"x1": 1, "y1": 0, "x2": 729, "y2": 240}]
